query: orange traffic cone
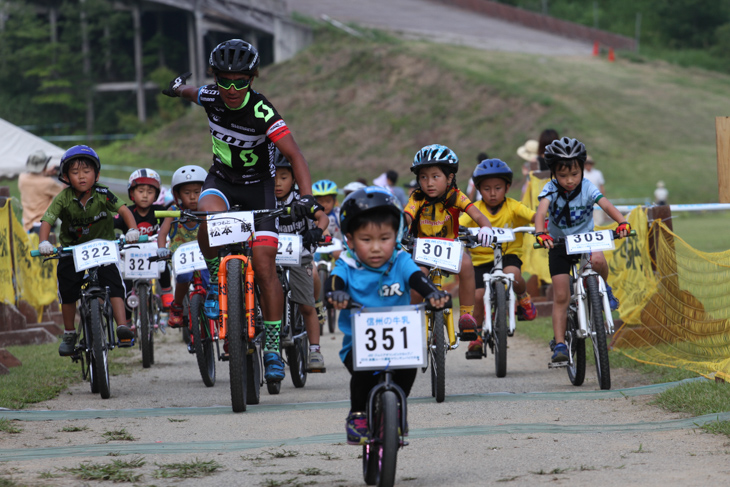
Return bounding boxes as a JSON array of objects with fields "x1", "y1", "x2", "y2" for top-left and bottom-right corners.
[
  {"x1": 592, "y1": 41, "x2": 599, "y2": 57},
  {"x1": 608, "y1": 47, "x2": 615, "y2": 62}
]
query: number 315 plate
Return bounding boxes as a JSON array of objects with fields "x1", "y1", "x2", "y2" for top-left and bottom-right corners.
[{"x1": 351, "y1": 305, "x2": 427, "y2": 371}]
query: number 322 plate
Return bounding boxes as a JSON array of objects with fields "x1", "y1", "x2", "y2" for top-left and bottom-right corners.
[{"x1": 72, "y1": 239, "x2": 119, "y2": 272}]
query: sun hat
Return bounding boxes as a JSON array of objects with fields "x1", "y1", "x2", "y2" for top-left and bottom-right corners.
[
  {"x1": 586, "y1": 155, "x2": 595, "y2": 164},
  {"x1": 26, "y1": 150, "x2": 51, "y2": 173},
  {"x1": 516, "y1": 139, "x2": 538, "y2": 161}
]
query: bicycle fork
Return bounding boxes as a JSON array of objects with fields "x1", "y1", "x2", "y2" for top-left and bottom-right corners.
[
  {"x1": 574, "y1": 269, "x2": 615, "y2": 338},
  {"x1": 219, "y1": 255, "x2": 256, "y2": 342},
  {"x1": 482, "y1": 271, "x2": 517, "y2": 337}
]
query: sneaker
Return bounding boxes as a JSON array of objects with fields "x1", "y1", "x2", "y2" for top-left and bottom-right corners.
[
  {"x1": 465, "y1": 335, "x2": 483, "y2": 360},
  {"x1": 116, "y1": 325, "x2": 135, "y2": 347},
  {"x1": 168, "y1": 303, "x2": 184, "y2": 328},
  {"x1": 606, "y1": 285, "x2": 619, "y2": 311},
  {"x1": 204, "y1": 283, "x2": 219, "y2": 319},
  {"x1": 346, "y1": 412, "x2": 369, "y2": 445},
  {"x1": 516, "y1": 293, "x2": 537, "y2": 321},
  {"x1": 306, "y1": 350, "x2": 327, "y2": 373},
  {"x1": 551, "y1": 343, "x2": 569, "y2": 363},
  {"x1": 161, "y1": 293, "x2": 174, "y2": 310},
  {"x1": 264, "y1": 352, "x2": 286, "y2": 382},
  {"x1": 58, "y1": 332, "x2": 78, "y2": 356},
  {"x1": 458, "y1": 313, "x2": 478, "y2": 341}
]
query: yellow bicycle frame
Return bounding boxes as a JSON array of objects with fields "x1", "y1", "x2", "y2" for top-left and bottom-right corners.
[{"x1": 426, "y1": 268, "x2": 456, "y2": 347}]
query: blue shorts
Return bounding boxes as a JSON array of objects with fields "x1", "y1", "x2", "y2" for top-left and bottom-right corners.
[{"x1": 176, "y1": 269, "x2": 210, "y2": 289}]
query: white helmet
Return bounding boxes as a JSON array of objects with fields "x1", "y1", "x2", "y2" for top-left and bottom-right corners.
[
  {"x1": 172, "y1": 165, "x2": 207, "y2": 192},
  {"x1": 342, "y1": 181, "x2": 366, "y2": 196},
  {"x1": 128, "y1": 168, "x2": 161, "y2": 199}
]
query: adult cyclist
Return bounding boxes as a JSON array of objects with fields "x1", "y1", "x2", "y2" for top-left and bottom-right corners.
[{"x1": 161, "y1": 39, "x2": 318, "y2": 383}]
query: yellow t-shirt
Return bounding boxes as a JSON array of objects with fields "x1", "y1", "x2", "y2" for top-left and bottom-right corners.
[
  {"x1": 459, "y1": 198, "x2": 535, "y2": 266},
  {"x1": 405, "y1": 188, "x2": 473, "y2": 239}
]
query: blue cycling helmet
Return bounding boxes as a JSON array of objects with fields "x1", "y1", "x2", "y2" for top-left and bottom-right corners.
[
  {"x1": 411, "y1": 144, "x2": 459, "y2": 175},
  {"x1": 313, "y1": 179, "x2": 338, "y2": 197},
  {"x1": 472, "y1": 159, "x2": 513, "y2": 187},
  {"x1": 58, "y1": 145, "x2": 101, "y2": 184}
]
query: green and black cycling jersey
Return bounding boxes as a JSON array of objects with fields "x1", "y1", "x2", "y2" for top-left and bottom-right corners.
[{"x1": 197, "y1": 86, "x2": 291, "y2": 185}]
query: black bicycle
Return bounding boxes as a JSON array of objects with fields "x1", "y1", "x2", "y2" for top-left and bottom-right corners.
[{"x1": 32, "y1": 237, "x2": 146, "y2": 398}]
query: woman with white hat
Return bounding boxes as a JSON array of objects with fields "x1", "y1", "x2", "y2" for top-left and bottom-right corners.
[{"x1": 18, "y1": 150, "x2": 64, "y2": 233}]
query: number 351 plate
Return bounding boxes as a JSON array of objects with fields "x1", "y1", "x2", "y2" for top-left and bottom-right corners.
[{"x1": 351, "y1": 305, "x2": 427, "y2": 371}]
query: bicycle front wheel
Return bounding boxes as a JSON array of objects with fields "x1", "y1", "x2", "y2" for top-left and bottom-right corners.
[
  {"x1": 190, "y1": 293, "x2": 216, "y2": 387},
  {"x1": 430, "y1": 312, "x2": 446, "y2": 403},
  {"x1": 287, "y1": 305, "x2": 308, "y2": 388},
  {"x1": 89, "y1": 299, "x2": 110, "y2": 399},
  {"x1": 138, "y1": 284, "x2": 152, "y2": 369},
  {"x1": 587, "y1": 276, "x2": 610, "y2": 390},
  {"x1": 566, "y1": 308, "x2": 586, "y2": 386},
  {"x1": 226, "y1": 260, "x2": 248, "y2": 413},
  {"x1": 492, "y1": 284, "x2": 508, "y2": 378},
  {"x1": 362, "y1": 390, "x2": 399, "y2": 487}
]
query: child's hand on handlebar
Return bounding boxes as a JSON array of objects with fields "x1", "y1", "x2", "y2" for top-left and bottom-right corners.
[
  {"x1": 424, "y1": 290, "x2": 450, "y2": 309},
  {"x1": 535, "y1": 232, "x2": 554, "y2": 249},
  {"x1": 38, "y1": 240, "x2": 55, "y2": 256},
  {"x1": 157, "y1": 247, "x2": 171, "y2": 259},
  {"x1": 616, "y1": 221, "x2": 631, "y2": 238},
  {"x1": 477, "y1": 226, "x2": 494, "y2": 247},
  {"x1": 125, "y1": 228, "x2": 140, "y2": 243},
  {"x1": 326, "y1": 290, "x2": 351, "y2": 310}
]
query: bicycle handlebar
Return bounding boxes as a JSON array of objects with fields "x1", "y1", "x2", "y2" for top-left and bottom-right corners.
[
  {"x1": 532, "y1": 229, "x2": 637, "y2": 249},
  {"x1": 30, "y1": 235, "x2": 150, "y2": 257},
  {"x1": 154, "y1": 206, "x2": 290, "y2": 221}
]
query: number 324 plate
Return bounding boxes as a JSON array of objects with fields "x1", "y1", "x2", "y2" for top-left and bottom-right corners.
[{"x1": 351, "y1": 305, "x2": 427, "y2": 371}]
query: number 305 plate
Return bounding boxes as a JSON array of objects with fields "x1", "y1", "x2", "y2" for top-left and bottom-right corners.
[
  {"x1": 565, "y1": 230, "x2": 615, "y2": 254},
  {"x1": 72, "y1": 239, "x2": 119, "y2": 272},
  {"x1": 351, "y1": 305, "x2": 427, "y2": 371}
]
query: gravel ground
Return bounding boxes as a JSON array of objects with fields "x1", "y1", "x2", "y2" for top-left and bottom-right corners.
[{"x1": 1, "y1": 325, "x2": 728, "y2": 486}]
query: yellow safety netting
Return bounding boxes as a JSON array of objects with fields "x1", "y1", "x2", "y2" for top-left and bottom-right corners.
[
  {"x1": 519, "y1": 175, "x2": 730, "y2": 380},
  {"x1": 0, "y1": 200, "x2": 57, "y2": 319}
]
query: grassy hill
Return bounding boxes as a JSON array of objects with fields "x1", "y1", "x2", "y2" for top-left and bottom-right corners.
[{"x1": 97, "y1": 25, "x2": 730, "y2": 204}]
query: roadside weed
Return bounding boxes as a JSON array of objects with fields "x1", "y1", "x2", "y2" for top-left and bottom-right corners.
[
  {"x1": 153, "y1": 458, "x2": 222, "y2": 479},
  {"x1": 0, "y1": 419, "x2": 21, "y2": 434},
  {"x1": 102, "y1": 428, "x2": 136, "y2": 441},
  {"x1": 62, "y1": 457, "x2": 145, "y2": 482}
]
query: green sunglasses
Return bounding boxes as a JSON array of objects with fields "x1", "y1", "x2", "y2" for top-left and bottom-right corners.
[{"x1": 216, "y1": 76, "x2": 251, "y2": 91}]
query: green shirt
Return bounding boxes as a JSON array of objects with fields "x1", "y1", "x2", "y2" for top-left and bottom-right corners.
[{"x1": 41, "y1": 184, "x2": 125, "y2": 247}]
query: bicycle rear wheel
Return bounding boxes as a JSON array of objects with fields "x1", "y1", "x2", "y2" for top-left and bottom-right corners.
[
  {"x1": 287, "y1": 305, "x2": 308, "y2": 388},
  {"x1": 492, "y1": 284, "x2": 508, "y2": 378},
  {"x1": 89, "y1": 299, "x2": 111, "y2": 399},
  {"x1": 566, "y1": 308, "x2": 586, "y2": 386},
  {"x1": 190, "y1": 293, "x2": 216, "y2": 387},
  {"x1": 362, "y1": 390, "x2": 399, "y2": 487},
  {"x1": 327, "y1": 307, "x2": 336, "y2": 334},
  {"x1": 246, "y1": 342, "x2": 261, "y2": 404},
  {"x1": 138, "y1": 284, "x2": 152, "y2": 369},
  {"x1": 182, "y1": 294, "x2": 191, "y2": 344},
  {"x1": 587, "y1": 276, "x2": 611, "y2": 390},
  {"x1": 226, "y1": 260, "x2": 248, "y2": 413},
  {"x1": 430, "y1": 312, "x2": 446, "y2": 403}
]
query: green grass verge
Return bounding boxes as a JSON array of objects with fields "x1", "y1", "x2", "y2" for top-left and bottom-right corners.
[
  {"x1": 652, "y1": 380, "x2": 730, "y2": 438},
  {"x1": 0, "y1": 341, "x2": 134, "y2": 410}
]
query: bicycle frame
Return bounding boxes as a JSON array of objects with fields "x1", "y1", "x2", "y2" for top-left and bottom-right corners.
[
  {"x1": 366, "y1": 370, "x2": 409, "y2": 444},
  {"x1": 77, "y1": 268, "x2": 116, "y2": 360},
  {"x1": 425, "y1": 267, "x2": 457, "y2": 348},
  {"x1": 570, "y1": 254, "x2": 615, "y2": 339}
]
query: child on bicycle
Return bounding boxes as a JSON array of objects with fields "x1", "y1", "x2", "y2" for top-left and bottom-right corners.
[
  {"x1": 156, "y1": 165, "x2": 209, "y2": 331},
  {"x1": 404, "y1": 144, "x2": 495, "y2": 341},
  {"x1": 458, "y1": 159, "x2": 537, "y2": 359},
  {"x1": 114, "y1": 169, "x2": 173, "y2": 322},
  {"x1": 534, "y1": 137, "x2": 630, "y2": 363},
  {"x1": 37, "y1": 145, "x2": 139, "y2": 356},
  {"x1": 274, "y1": 150, "x2": 330, "y2": 372},
  {"x1": 313, "y1": 179, "x2": 342, "y2": 258},
  {"x1": 326, "y1": 186, "x2": 449, "y2": 445}
]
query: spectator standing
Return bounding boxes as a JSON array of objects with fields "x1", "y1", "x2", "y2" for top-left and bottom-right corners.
[
  {"x1": 17, "y1": 150, "x2": 64, "y2": 233},
  {"x1": 537, "y1": 129, "x2": 560, "y2": 170},
  {"x1": 373, "y1": 170, "x2": 409, "y2": 207},
  {"x1": 583, "y1": 155, "x2": 605, "y2": 194},
  {"x1": 516, "y1": 139, "x2": 539, "y2": 197},
  {"x1": 466, "y1": 152, "x2": 489, "y2": 201}
]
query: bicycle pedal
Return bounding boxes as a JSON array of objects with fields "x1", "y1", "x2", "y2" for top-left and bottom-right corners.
[
  {"x1": 465, "y1": 350, "x2": 483, "y2": 360},
  {"x1": 117, "y1": 338, "x2": 134, "y2": 348},
  {"x1": 400, "y1": 440, "x2": 409, "y2": 447},
  {"x1": 548, "y1": 361, "x2": 569, "y2": 369},
  {"x1": 220, "y1": 354, "x2": 229, "y2": 361},
  {"x1": 458, "y1": 331, "x2": 478, "y2": 342},
  {"x1": 306, "y1": 367, "x2": 327, "y2": 373},
  {"x1": 280, "y1": 338, "x2": 294, "y2": 348}
]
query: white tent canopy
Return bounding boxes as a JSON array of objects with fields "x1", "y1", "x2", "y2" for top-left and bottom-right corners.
[{"x1": 0, "y1": 118, "x2": 65, "y2": 178}]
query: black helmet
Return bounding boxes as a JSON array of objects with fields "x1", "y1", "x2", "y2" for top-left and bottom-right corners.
[
  {"x1": 340, "y1": 186, "x2": 403, "y2": 237},
  {"x1": 411, "y1": 144, "x2": 459, "y2": 175},
  {"x1": 472, "y1": 158, "x2": 513, "y2": 186},
  {"x1": 209, "y1": 39, "x2": 260, "y2": 74},
  {"x1": 544, "y1": 137, "x2": 587, "y2": 170},
  {"x1": 272, "y1": 148, "x2": 290, "y2": 169}
]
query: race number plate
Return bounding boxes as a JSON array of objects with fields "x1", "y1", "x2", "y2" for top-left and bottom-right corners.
[
  {"x1": 123, "y1": 242, "x2": 159, "y2": 279},
  {"x1": 72, "y1": 239, "x2": 119, "y2": 272},
  {"x1": 207, "y1": 211, "x2": 255, "y2": 247},
  {"x1": 565, "y1": 230, "x2": 615, "y2": 255},
  {"x1": 173, "y1": 241, "x2": 207, "y2": 275},
  {"x1": 413, "y1": 238, "x2": 463, "y2": 273},
  {"x1": 275, "y1": 234, "x2": 302, "y2": 265},
  {"x1": 352, "y1": 305, "x2": 427, "y2": 371},
  {"x1": 468, "y1": 226, "x2": 515, "y2": 243}
]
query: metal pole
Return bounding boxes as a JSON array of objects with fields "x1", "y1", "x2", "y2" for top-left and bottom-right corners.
[
  {"x1": 132, "y1": 3, "x2": 146, "y2": 122},
  {"x1": 635, "y1": 12, "x2": 642, "y2": 52},
  {"x1": 593, "y1": 1, "x2": 598, "y2": 29},
  {"x1": 80, "y1": 0, "x2": 93, "y2": 142},
  {"x1": 541, "y1": 0, "x2": 548, "y2": 16}
]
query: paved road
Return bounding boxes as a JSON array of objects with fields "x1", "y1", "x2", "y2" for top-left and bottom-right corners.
[
  {"x1": 292, "y1": 0, "x2": 591, "y2": 56},
  {"x1": 1, "y1": 324, "x2": 728, "y2": 486}
]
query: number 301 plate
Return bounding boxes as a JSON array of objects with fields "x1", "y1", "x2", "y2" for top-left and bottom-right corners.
[
  {"x1": 351, "y1": 305, "x2": 427, "y2": 371},
  {"x1": 565, "y1": 230, "x2": 615, "y2": 254},
  {"x1": 413, "y1": 238, "x2": 463, "y2": 273},
  {"x1": 72, "y1": 239, "x2": 119, "y2": 272}
]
